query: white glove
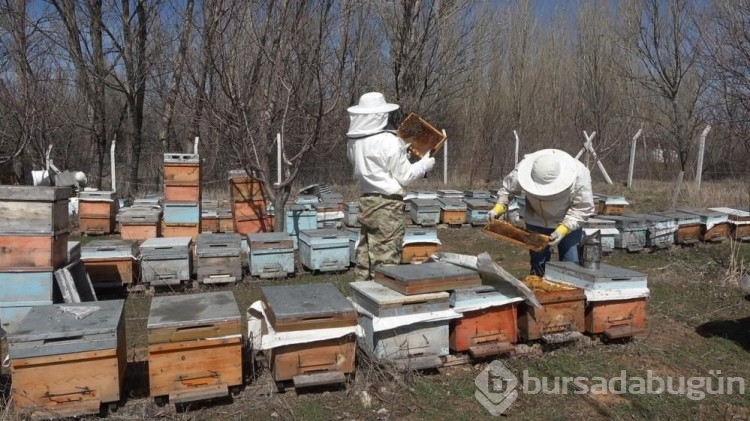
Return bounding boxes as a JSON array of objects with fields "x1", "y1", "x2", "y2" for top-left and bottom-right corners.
[
  {"x1": 548, "y1": 225, "x2": 569, "y2": 247},
  {"x1": 418, "y1": 151, "x2": 435, "y2": 173}
]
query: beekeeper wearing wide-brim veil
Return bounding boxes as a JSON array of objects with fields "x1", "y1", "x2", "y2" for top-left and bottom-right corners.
[
  {"x1": 346, "y1": 92, "x2": 436, "y2": 281},
  {"x1": 488, "y1": 149, "x2": 595, "y2": 276}
]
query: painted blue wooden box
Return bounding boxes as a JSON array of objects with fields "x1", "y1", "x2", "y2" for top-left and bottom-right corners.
[
  {"x1": 409, "y1": 199, "x2": 440, "y2": 226},
  {"x1": 247, "y1": 232, "x2": 295, "y2": 278},
  {"x1": 298, "y1": 229, "x2": 350, "y2": 272},
  {"x1": 464, "y1": 199, "x2": 493, "y2": 226},
  {"x1": 347, "y1": 228, "x2": 359, "y2": 266},
  {"x1": 162, "y1": 202, "x2": 200, "y2": 224},
  {"x1": 0, "y1": 270, "x2": 55, "y2": 333},
  {"x1": 285, "y1": 204, "x2": 317, "y2": 250},
  {"x1": 343, "y1": 202, "x2": 360, "y2": 227},
  {"x1": 139, "y1": 237, "x2": 192, "y2": 285},
  {"x1": 597, "y1": 215, "x2": 648, "y2": 252}
]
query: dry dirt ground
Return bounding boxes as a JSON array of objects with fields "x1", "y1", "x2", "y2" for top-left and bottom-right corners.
[{"x1": 2, "y1": 180, "x2": 750, "y2": 420}]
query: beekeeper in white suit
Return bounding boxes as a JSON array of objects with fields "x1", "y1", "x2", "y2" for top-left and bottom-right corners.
[
  {"x1": 488, "y1": 149, "x2": 594, "y2": 276},
  {"x1": 347, "y1": 92, "x2": 436, "y2": 280}
]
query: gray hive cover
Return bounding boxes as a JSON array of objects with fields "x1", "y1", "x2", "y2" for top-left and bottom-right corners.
[
  {"x1": 0, "y1": 185, "x2": 71, "y2": 201},
  {"x1": 8, "y1": 300, "x2": 124, "y2": 359},
  {"x1": 261, "y1": 283, "x2": 354, "y2": 321},
  {"x1": 82, "y1": 239, "x2": 137, "y2": 259},
  {"x1": 147, "y1": 291, "x2": 240, "y2": 329},
  {"x1": 375, "y1": 262, "x2": 478, "y2": 282}
]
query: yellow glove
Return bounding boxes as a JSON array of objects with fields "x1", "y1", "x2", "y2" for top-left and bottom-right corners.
[
  {"x1": 487, "y1": 204, "x2": 506, "y2": 221},
  {"x1": 549, "y1": 224, "x2": 569, "y2": 246}
]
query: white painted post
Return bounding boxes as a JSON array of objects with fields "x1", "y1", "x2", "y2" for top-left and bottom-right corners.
[
  {"x1": 627, "y1": 129, "x2": 642, "y2": 189},
  {"x1": 45, "y1": 144, "x2": 53, "y2": 172},
  {"x1": 671, "y1": 170, "x2": 684, "y2": 210},
  {"x1": 277, "y1": 133, "x2": 282, "y2": 185},
  {"x1": 193, "y1": 136, "x2": 199, "y2": 154},
  {"x1": 513, "y1": 130, "x2": 520, "y2": 165},
  {"x1": 110, "y1": 138, "x2": 117, "y2": 192},
  {"x1": 695, "y1": 125, "x2": 711, "y2": 191},
  {"x1": 442, "y1": 129, "x2": 448, "y2": 185}
]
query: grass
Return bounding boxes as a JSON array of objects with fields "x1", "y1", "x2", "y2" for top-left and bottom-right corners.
[{"x1": 2, "y1": 178, "x2": 749, "y2": 420}]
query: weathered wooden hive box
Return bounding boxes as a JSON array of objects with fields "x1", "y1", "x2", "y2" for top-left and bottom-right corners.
[
  {"x1": 200, "y1": 201, "x2": 219, "y2": 233},
  {"x1": 196, "y1": 233, "x2": 242, "y2": 284},
  {"x1": 437, "y1": 189, "x2": 464, "y2": 200},
  {"x1": 438, "y1": 198, "x2": 467, "y2": 225},
  {"x1": 632, "y1": 213, "x2": 677, "y2": 249},
  {"x1": 67, "y1": 241, "x2": 81, "y2": 264},
  {"x1": 373, "y1": 262, "x2": 482, "y2": 295},
  {"x1": 595, "y1": 195, "x2": 629, "y2": 215},
  {"x1": 517, "y1": 276, "x2": 585, "y2": 342},
  {"x1": 162, "y1": 202, "x2": 200, "y2": 239},
  {"x1": 545, "y1": 261, "x2": 648, "y2": 339},
  {"x1": 449, "y1": 285, "x2": 523, "y2": 357},
  {"x1": 147, "y1": 291, "x2": 242, "y2": 405},
  {"x1": 298, "y1": 229, "x2": 349, "y2": 272},
  {"x1": 464, "y1": 198, "x2": 493, "y2": 226},
  {"x1": 709, "y1": 207, "x2": 750, "y2": 241},
  {"x1": 119, "y1": 207, "x2": 162, "y2": 240},
  {"x1": 409, "y1": 198, "x2": 440, "y2": 226},
  {"x1": 81, "y1": 239, "x2": 138, "y2": 289},
  {"x1": 8, "y1": 300, "x2": 126, "y2": 418},
  {"x1": 0, "y1": 270, "x2": 56, "y2": 333},
  {"x1": 78, "y1": 190, "x2": 117, "y2": 235},
  {"x1": 597, "y1": 215, "x2": 648, "y2": 252},
  {"x1": 140, "y1": 237, "x2": 192, "y2": 286},
  {"x1": 228, "y1": 169, "x2": 263, "y2": 201},
  {"x1": 163, "y1": 153, "x2": 201, "y2": 203},
  {"x1": 679, "y1": 208, "x2": 730, "y2": 243},
  {"x1": 350, "y1": 281, "x2": 450, "y2": 368},
  {"x1": 650, "y1": 210, "x2": 702, "y2": 245},
  {"x1": 583, "y1": 217, "x2": 619, "y2": 253},
  {"x1": 285, "y1": 204, "x2": 317, "y2": 249},
  {"x1": 218, "y1": 207, "x2": 234, "y2": 233},
  {"x1": 247, "y1": 232, "x2": 294, "y2": 279},
  {"x1": 0, "y1": 186, "x2": 70, "y2": 271},
  {"x1": 347, "y1": 228, "x2": 359, "y2": 266},
  {"x1": 261, "y1": 283, "x2": 357, "y2": 384},
  {"x1": 343, "y1": 201, "x2": 360, "y2": 227},
  {"x1": 316, "y1": 201, "x2": 343, "y2": 229},
  {"x1": 463, "y1": 190, "x2": 491, "y2": 199},
  {"x1": 402, "y1": 227, "x2": 441, "y2": 264},
  {"x1": 319, "y1": 192, "x2": 344, "y2": 209}
]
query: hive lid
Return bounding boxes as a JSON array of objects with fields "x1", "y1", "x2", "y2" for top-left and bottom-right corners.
[
  {"x1": 8, "y1": 300, "x2": 124, "y2": 343},
  {"x1": 261, "y1": 283, "x2": 356, "y2": 331},
  {"x1": 0, "y1": 185, "x2": 71, "y2": 201},
  {"x1": 147, "y1": 291, "x2": 240, "y2": 328}
]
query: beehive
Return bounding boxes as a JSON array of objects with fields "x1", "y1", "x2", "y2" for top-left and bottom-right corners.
[
  {"x1": 373, "y1": 262, "x2": 482, "y2": 295},
  {"x1": 81, "y1": 239, "x2": 138, "y2": 289},
  {"x1": 147, "y1": 292, "x2": 242, "y2": 405},
  {"x1": 196, "y1": 233, "x2": 242, "y2": 284},
  {"x1": 409, "y1": 199, "x2": 440, "y2": 226},
  {"x1": 298, "y1": 229, "x2": 349, "y2": 272},
  {"x1": 247, "y1": 232, "x2": 294, "y2": 278}
]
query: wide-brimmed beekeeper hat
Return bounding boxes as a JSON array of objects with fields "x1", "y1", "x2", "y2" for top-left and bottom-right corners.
[
  {"x1": 347, "y1": 92, "x2": 399, "y2": 114},
  {"x1": 517, "y1": 149, "x2": 577, "y2": 198},
  {"x1": 346, "y1": 92, "x2": 399, "y2": 137}
]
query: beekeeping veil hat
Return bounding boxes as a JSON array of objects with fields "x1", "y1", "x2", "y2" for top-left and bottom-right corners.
[
  {"x1": 517, "y1": 149, "x2": 577, "y2": 198},
  {"x1": 346, "y1": 92, "x2": 400, "y2": 138}
]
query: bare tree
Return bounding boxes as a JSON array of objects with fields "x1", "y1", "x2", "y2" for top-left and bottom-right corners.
[{"x1": 620, "y1": 0, "x2": 706, "y2": 172}]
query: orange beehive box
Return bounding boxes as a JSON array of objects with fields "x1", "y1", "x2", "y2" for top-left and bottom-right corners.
[
  {"x1": 0, "y1": 233, "x2": 69, "y2": 271},
  {"x1": 163, "y1": 153, "x2": 200, "y2": 185},
  {"x1": 585, "y1": 298, "x2": 647, "y2": 338},
  {"x1": 517, "y1": 277, "x2": 585, "y2": 341},
  {"x1": 164, "y1": 184, "x2": 200, "y2": 202},
  {"x1": 147, "y1": 292, "x2": 242, "y2": 405},
  {"x1": 161, "y1": 222, "x2": 200, "y2": 242},
  {"x1": 449, "y1": 286, "x2": 521, "y2": 357}
]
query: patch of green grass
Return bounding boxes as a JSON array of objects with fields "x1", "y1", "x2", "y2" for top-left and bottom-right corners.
[{"x1": 290, "y1": 400, "x2": 329, "y2": 421}]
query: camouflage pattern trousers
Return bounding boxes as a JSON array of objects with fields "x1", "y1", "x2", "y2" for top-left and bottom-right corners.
[{"x1": 355, "y1": 195, "x2": 405, "y2": 281}]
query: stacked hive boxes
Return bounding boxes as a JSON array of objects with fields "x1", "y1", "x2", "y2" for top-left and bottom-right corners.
[
  {"x1": 259, "y1": 283, "x2": 358, "y2": 391},
  {"x1": 0, "y1": 186, "x2": 70, "y2": 332},
  {"x1": 228, "y1": 170, "x2": 272, "y2": 235},
  {"x1": 163, "y1": 153, "x2": 201, "y2": 240},
  {"x1": 78, "y1": 190, "x2": 117, "y2": 235}
]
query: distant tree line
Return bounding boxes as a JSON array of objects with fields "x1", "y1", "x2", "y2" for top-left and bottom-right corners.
[{"x1": 0, "y1": 0, "x2": 748, "y2": 227}]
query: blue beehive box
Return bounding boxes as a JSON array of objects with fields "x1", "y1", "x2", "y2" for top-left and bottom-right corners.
[
  {"x1": 298, "y1": 229, "x2": 350, "y2": 272},
  {"x1": 163, "y1": 202, "x2": 200, "y2": 224},
  {"x1": 285, "y1": 204, "x2": 317, "y2": 250},
  {"x1": 247, "y1": 232, "x2": 295, "y2": 279},
  {"x1": 344, "y1": 202, "x2": 360, "y2": 227},
  {"x1": 464, "y1": 199, "x2": 493, "y2": 226},
  {"x1": 409, "y1": 199, "x2": 440, "y2": 226},
  {"x1": 0, "y1": 270, "x2": 55, "y2": 333}
]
